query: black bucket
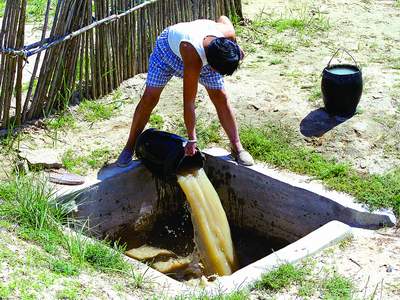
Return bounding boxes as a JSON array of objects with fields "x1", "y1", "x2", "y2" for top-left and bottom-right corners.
[
  {"x1": 321, "y1": 49, "x2": 363, "y2": 117},
  {"x1": 135, "y1": 128, "x2": 205, "y2": 180}
]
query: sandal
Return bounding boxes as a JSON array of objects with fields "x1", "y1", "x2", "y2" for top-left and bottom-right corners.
[
  {"x1": 231, "y1": 149, "x2": 254, "y2": 166},
  {"x1": 116, "y1": 148, "x2": 134, "y2": 167}
]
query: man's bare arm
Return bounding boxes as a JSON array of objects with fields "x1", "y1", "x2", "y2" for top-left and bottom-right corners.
[{"x1": 180, "y1": 42, "x2": 202, "y2": 154}]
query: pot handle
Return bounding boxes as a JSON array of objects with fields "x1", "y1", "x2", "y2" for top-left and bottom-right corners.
[{"x1": 327, "y1": 48, "x2": 360, "y2": 68}]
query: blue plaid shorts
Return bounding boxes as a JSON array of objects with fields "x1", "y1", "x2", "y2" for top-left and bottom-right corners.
[{"x1": 146, "y1": 28, "x2": 225, "y2": 90}]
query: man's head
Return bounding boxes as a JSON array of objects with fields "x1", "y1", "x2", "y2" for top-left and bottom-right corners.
[{"x1": 205, "y1": 37, "x2": 243, "y2": 76}]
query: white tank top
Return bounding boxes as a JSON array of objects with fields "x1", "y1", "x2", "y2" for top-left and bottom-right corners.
[{"x1": 168, "y1": 20, "x2": 224, "y2": 66}]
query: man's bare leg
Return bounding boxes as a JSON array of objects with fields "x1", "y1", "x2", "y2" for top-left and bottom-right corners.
[
  {"x1": 117, "y1": 86, "x2": 164, "y2": 166},
  {"x1": 206, "y1": 88, "x2": 254, "y2": 165}
]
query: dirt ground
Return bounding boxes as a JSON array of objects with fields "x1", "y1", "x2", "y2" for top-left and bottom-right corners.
[
  {"x1": 12, "y1": 0, "x2": 400, "y2": 176},
  {"x1": 1, "y1": 0, "x2": 400, "y2": 299}
]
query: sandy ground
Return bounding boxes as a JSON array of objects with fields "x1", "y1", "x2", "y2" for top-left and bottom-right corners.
[
  {"x1": 4, "y1": 0, "x2": 400, "y2": 176},
  {"x1": 1, "y1": 0, "x2": 399, "y2": 299},
  {"x1": 248, "y1": 227, "x2": 400, "y2": 299}
]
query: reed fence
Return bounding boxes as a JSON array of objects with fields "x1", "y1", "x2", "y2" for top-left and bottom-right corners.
[{"x1": 0, "y1": 0, "x2": 242, "y2": 130}]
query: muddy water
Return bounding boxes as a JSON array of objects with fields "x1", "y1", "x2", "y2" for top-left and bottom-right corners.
[
  {"x1": 115, "y1": 183, "x2": 289, "y2": 281},
  {"x1": 177, "y1": 169, "x2": 238, "y2": 276}
]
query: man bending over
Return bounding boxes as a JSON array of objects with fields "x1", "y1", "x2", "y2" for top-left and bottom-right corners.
[{"x1": 117, "y1": 16, "x2": 254, "y2": 166}]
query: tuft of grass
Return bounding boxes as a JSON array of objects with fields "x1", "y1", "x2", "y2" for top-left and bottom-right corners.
[
  {"x1": 255, "y1": 263, "x2": 308, "y2": 291},
  {"x1": 176, "y1": 290, "x2": 250, "y2": 300},
  {"x1": 269, "y1": 18, "x2": 306, "y2": 33},
  {"x1": 149, "y1": 114, "x2": 164, "y2": 129},
  {"x1": 64, "y1": 229, "x2": 129, "y2": 272},
  {"x1": 77, "y1": 99, "x2": 119, "y2": 123},
  {"x1": 128, "y1": 268, "x2": 146, "y2": 289},
  {"x1": 86, "y1": 148, "x2": 112, "y2": 168},
  {"x1": 174, "y1": 119, "x2": 222, "y2": 149},
  {"x1": 240, "y1": 124, "x2": 400, "y2": 215},
  {"x1": 309, "y1": 87, "x2": 322, "y2": 102},
  {"x1": 44, "y1": 112, "x2": 76, "y2": 131},
  {"x1": 61, "y1": 149, "x2": 86, "y2": 175},
  {"x1": 18, "y1": 227, "x2": 63, "y2": 255},
  {"x1": 322, "y1": 274, "x2": 354, "y2": 300},
  {"x1": 0, "y1": 175, "x2": 67, "y2": 231},
  {"x1": 0, "y1": 174, "x2": 135, "y2": 299},
  {"x1": 84, "y1": 240, "x2": 128, "y2": 271},
  {"x1": 55, "y1": 281, "x2": 82, "y2": 300},
  {"x1": 235, "y1": 8, "x2": 330, "y2": 54},
  {"x1": 338, "y1": 235, "x2": 354, "y2": 250},
  {"x1": 270, "y1": 58, "x2": 283, "y2": 65},
  {"x1": 269, "y1": 40, "x2": 294, "y2": 53},
  {"x1": 50, "y1": 259, "x2": 79, "y2": 276},
  {"x1": 197, "y1": 120, "x2": 222, "y2": 149},
  {"x1": 62, "y1": 147, "x2": 113, "y2": 175},
  {"x1": 298, "y1": 280, "x2": 316, "y2": 298},
  {"x1": 112, "y1": 89, "x2": 123, "y2": 101}
]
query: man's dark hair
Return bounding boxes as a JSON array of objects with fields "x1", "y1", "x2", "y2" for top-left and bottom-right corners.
[{"x1": 205, "y1": 37, "x2": 241, "y2": 76}]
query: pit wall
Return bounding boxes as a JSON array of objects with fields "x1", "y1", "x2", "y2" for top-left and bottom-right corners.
[
  {"x1": 61, "y1": 148, "x2": 395, "y2": 241},
  {"x1": 56, "y1": 148, "x2": 396, "y2": 296},
  {"x1": 203, "y1": 148, "x2": 396, "y2": 243}
]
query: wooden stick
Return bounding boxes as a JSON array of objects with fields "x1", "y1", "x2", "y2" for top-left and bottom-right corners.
[
  {"x1": 15, "y1": 0, "x2": 27, "y2": 126},
  {"x1": 22, "y1": 0, "x2": 52, "y2": 121}
]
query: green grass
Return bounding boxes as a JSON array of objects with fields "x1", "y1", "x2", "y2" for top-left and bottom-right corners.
[
  {"x1": 338, "y1": 235, "x2": 354, "y2": 250},
  {"x1": 173, "y1": 119, "x2": 222, "y2": 150},
  {"x1": 240, "y1": 124, "x2": 400, "y2": 215},
  {"x1": 22, "y1": 79, "x2": 38, "y2": 94},
  {"x1": 253, "y1": 261, "x2": 354, "y2": 299},
  {"x1": 50, "y1": 258, "x2": 80, "y2": 276},
  {"x1": 269, "y1": 58, "x2": 283, "y2": 65},
  {"x1": 149, "y1": 113, "x2": 164, "y2": 129},
  {"x1": 235, "y1": 8, "x2": 330, "y2": 54},
  {"x1": 0, "y1": 0, "x2": 57, "y2": 22},
  {"x1": 55, "y1": 281, "x2": 84, "y2": 300},
  {"x1": 255, "y1": 263, "x2": 308, "y2": 291},
  {"x1": 269, "y1": 18, "x2": 307, "y2": 33},
  {"x1": 77, "y1": 99, "x2": 119, "y2": 123},
  {"x1": 0, "y1": 174, "x2": 134, "y2": 297},
  {"x1": 176, "y1": 290, "x2": 250, "y2": 300},
  {"x1": 0, "y1": 174, "x2": 131, "y2": 271},
  {"x1": 44, "y1": 112, "x2": 76, "y2": 131},
  {"x1": 269, "y1": 40, "x2": 294, "y2": 53},
  {"x1": 64, "y1": 230, "x2": 128, "y2": 272},
  {"x1": 196, "y1": 120, "x2": 222, "y2": 149},
  {"x1": 0, "y1": 174, "x2": 67, "y2": 231},
  {"x1": 309, "y1": 87, "x2": 322, "y2": 102},
  {"x1": 61, "y1": 149, "x2": 86, "y2": 175},
  {"x1": 0, "y1": 0, "x2": 5, "y2": 18},
  {"x1": 62, "y1": 147, "x2": 113, "y2": 175},
  {"x1": 322, "y1": 274, "x2": 354, "y2": 300},
  {"x1": 26, "y1": 0, "x2": 56, "y2": 22}
]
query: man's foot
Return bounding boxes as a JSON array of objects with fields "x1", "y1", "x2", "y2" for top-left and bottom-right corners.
[
  {"x1": 231, "y1": 149, "x2": 254, "y2": 166},
  {"x1": 116, "y1": 148, "x2": 134, "y2": 167}
]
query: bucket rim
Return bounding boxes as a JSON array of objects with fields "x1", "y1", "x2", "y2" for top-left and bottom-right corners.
[{"x1": 324, "y1": 63, "x2": 361, "y2": 74}]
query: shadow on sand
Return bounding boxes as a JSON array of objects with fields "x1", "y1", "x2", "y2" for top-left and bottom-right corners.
[{"x1": 300, "y1": 108, "x2": 352, "y2": 137}]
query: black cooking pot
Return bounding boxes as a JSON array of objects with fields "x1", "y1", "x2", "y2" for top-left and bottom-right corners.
[
  {"x1": 135, "y1": 128, "x2": 205, "y2": 181},
  {"x1": 321, "y1": 49, "x2": 363, "y2": 117}
]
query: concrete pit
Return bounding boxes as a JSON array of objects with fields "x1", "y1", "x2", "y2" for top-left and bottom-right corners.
[{"x1": 58, "y1": 148, "x2": 396, "y2": 296}]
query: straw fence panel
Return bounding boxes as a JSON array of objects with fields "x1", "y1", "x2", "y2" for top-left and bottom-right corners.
[{"x1": 0, "y1": 0, "x2": 242, "y2": 130}]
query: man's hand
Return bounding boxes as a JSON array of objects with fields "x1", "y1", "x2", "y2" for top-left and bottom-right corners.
[{"x1": 184, "y1": 141, "x2": 197, "y2": 156}]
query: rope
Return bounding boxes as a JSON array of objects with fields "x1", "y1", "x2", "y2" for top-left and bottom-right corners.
[{"x1": 0, "y1": 0, "x2": 156, "y2": 58}]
